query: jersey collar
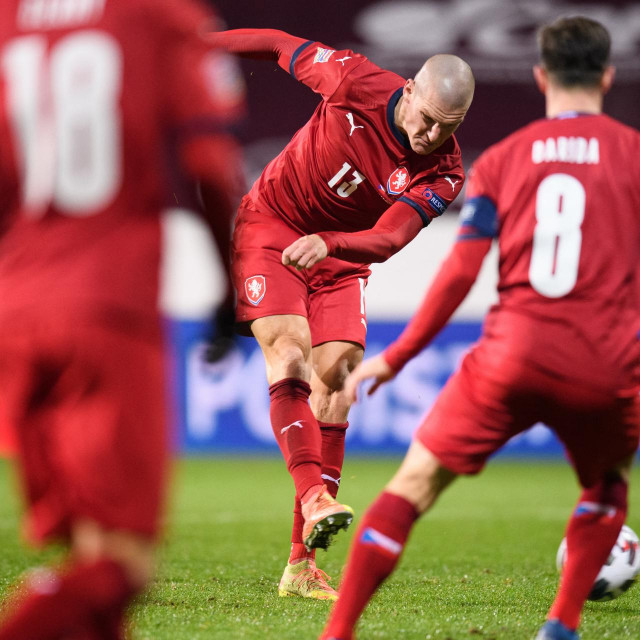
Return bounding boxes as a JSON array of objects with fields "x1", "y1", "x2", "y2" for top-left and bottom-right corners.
[
  {"x1": 550, "y1": 110, "x2": 599, "y2": 120},
  {"x1": 386, "y1": 87, "x2": 412, "y2": 150}
]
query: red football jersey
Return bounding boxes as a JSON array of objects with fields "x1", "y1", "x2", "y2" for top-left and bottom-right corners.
[
  {"x1": 0, "y1": 0, "x2": 243, "y2": 324},
  {"x1": 460, "y1": 113, "x2": 640, "y2": 391},
  {"x1": 247, "y1": 41, "x2": 465, "y2": 235}
]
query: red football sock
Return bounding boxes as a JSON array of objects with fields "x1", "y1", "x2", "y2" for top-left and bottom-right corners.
[
  {"x1": 0, "y1": 559, "x2": 136, "y2": 640},
  {"x1": 288, "y1": 422, "x2": 348, "y2": 564},
  {"x1": 548, "y1": 476, "x2": 627, "y2": 630},
  {"x1": 288, "y1": 498, "x2": 315, "y2": 564},
  {"x1": 322, "y1": 491, "x2": 419, "y2": 640},
  {"x1": 85, "y1": 605, "x2": 127, "y2": 640},
  {"x1": 320, "y1": 422, "x2": 348, "y2": 499},
  {"x1": 269, "y1": 378, "x2": 323, "y2": 500},
  {"x1": 66, "y1": 606, "x2": 126, "y2": 640}
]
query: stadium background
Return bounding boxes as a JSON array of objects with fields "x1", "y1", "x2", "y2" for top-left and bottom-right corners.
[{"x1": 162, "y1": 0, "x2": 640, "y2": 456}]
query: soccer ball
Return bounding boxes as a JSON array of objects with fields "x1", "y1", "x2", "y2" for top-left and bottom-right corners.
[{"x1": 556, "y1": 524, "x2": 640, "y2": 601}]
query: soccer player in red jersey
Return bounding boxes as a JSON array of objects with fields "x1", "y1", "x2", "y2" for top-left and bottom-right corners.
[
  {"x1": 0, "y1": 0, "x2": 244, "y2": 637},
  {"x1": 320, "y1": 16, "x2": 640, "y2": 640},
  {"x1": 212, "y1": 29, "x2": 474, "y2": 599}
]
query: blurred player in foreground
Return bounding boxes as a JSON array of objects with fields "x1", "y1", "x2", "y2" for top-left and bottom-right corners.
[
  {"x1": 212, "y1": 27, "x2": 474, "y2": 601},
  {"x1": 321, "y1": 16, "x2": 640, "y2": 640},
  {"x1": 0, "y1": 0, "x2": 243, "y2": 637}
]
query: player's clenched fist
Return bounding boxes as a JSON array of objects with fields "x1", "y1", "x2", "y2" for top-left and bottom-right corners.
[{"x1": 282, "y1": 234, "x2": 328, "y2": 270}]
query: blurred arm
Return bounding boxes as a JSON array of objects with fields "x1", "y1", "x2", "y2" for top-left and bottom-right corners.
[
  {"x1": 180, "y1": 135, "x2": 244, "y2": 304},
  {"x1": 209, "y1": 29, "x2": 308, "y2": 62}
]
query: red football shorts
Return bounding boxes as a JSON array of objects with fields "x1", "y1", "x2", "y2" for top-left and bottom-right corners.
[
  {"x1": 0, "y1": 319, "x2": 170, "y2": 543},
  {"x1": 417, "y1": 341, "x2": 640, "y2": 488},
  {"x1": 232, "y1": 205, "x2": 371, "y2": 348}
]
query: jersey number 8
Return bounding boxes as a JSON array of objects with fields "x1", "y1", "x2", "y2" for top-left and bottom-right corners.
[{"x1": 529, "y1": 173, "x2": 585, "y2": 298}]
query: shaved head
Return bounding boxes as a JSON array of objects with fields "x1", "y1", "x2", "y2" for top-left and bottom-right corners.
[
  {"x1": 414, "y1": 54, "x2": 475, "y2": 112},
  {"x1": 395, "y1": 54, "x2": 474, "y2": 155}
]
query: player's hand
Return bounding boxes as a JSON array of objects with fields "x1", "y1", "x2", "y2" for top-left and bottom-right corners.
[
  {"x1": 345, "y1": 354, "x2": 396, "y2": 403},
  {"x1": 203, "y1": 300, "x2": 236, "y2": 363},
  {"x1": 282, "y1": 235, "x2": 328, "y2": 270}
]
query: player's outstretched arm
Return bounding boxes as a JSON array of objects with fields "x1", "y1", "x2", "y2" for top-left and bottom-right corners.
[
  {"x1": 344, "y1": 354, "x2": 396, "y2": 403},
  {"x1": 209, "y1": 29, "x2": 307, "y2": 62},
  {"x1": 383, "y1": 237, "x2": 491, "y2": 372}
]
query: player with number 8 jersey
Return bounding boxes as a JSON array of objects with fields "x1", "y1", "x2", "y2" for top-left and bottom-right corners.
[
  {"x1": 458, "y1": 114, "x2": 640, "y2": 391},
  {"x1": 322, "y1": 17, "x2": 640, "y2": 640}
]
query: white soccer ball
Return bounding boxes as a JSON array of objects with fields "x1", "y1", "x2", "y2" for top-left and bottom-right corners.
[{"x1": 556, "y1": 524, "x2": 640, "y2": 601}]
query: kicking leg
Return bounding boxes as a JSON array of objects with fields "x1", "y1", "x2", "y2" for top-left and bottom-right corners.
[
  {"x1": 253, "y1": 316, "x2": 352, "y2": 554},
  {"x1": 281, "y1": 341, "x2": 361, "y2": 600}
]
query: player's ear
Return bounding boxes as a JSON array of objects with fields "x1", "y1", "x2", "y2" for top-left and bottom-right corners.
[
  {"x1": 404, "y1": 78, "x2": 415, "y2": 98},
  {"x1": 601, "y1": 65, "x2": 615, "y2": 94},
  {"x1": 532, "y1": 65, "x2": 547, "y2": 95}
]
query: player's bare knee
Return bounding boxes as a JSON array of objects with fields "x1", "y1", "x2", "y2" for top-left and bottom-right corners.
[
  {"x1": 270, "y1": 335, "x2": 311, "y2": 380},
  {"x1": 72, "y1": 520, "x2": 156, "y2": 590}
]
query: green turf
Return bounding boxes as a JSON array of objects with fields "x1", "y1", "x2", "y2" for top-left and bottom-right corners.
[{"x1": 0, "y1": 457, "x2": 639, "y2": 639}]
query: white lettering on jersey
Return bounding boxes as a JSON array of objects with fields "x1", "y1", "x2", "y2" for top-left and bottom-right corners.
[
  {"x1": 444, "y1": 176, "x2": 459, "y2": 191},
  {"x1": 336, "y1": 56, "x2": 352, "y2": 66},
  {"x1": 531, "y1": 137, "x2": 600, "y2": 165},
  {"x1": 346, "y1": 112, "x2": 364, "y2": 136},
  {"x1": 18, "y1": 0, "x2": 105, "y2": 30}
]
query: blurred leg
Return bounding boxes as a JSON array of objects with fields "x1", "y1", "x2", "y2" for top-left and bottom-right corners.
[{"x1": 0, "y1": 519, "x2": 153, "y2": 640}]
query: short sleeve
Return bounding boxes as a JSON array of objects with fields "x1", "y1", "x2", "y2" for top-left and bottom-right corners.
[{"x1": 287, "y1": 40, "x2": 367, "y2": 100}]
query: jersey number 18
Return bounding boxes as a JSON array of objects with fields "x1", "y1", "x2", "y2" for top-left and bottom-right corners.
[{"x1": 2, "y1": 31, "x2": 122, "y2": 216}]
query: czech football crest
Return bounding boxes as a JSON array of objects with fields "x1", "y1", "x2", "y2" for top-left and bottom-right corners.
[
  {"x1": 386, "y1": 167, "x2": 410, "y2": 195},
  {"x1": 245, "y1": 275, "x2": 266, "y2": 306}
]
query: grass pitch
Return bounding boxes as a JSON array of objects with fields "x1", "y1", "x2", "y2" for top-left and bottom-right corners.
[{"x1": 0, "y1": 457, "x2": 639, "y2": 639}]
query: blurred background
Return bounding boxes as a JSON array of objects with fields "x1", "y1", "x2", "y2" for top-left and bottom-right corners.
[{"x1": 161, "y1": 0, "x2": 640, "y2": 457}]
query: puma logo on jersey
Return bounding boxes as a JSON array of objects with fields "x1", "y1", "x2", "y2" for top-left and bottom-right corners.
[
  {"x1": 346, "y1": 113, "x2": 364, "y2": 136},
  {"x1": 280, "y1": 420, "x2": 305, "y2": 435},
  {"x1": 336, "y1": 56, "x2": 352, "y2": 66},
  {"x1": 445, "y1": 176, "x2": 460, "y2": 191}
]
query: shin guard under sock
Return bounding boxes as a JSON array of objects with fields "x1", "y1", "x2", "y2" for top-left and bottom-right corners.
[{"x1": 269, "y1": 378, "x2": 323, "y2": 499}]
